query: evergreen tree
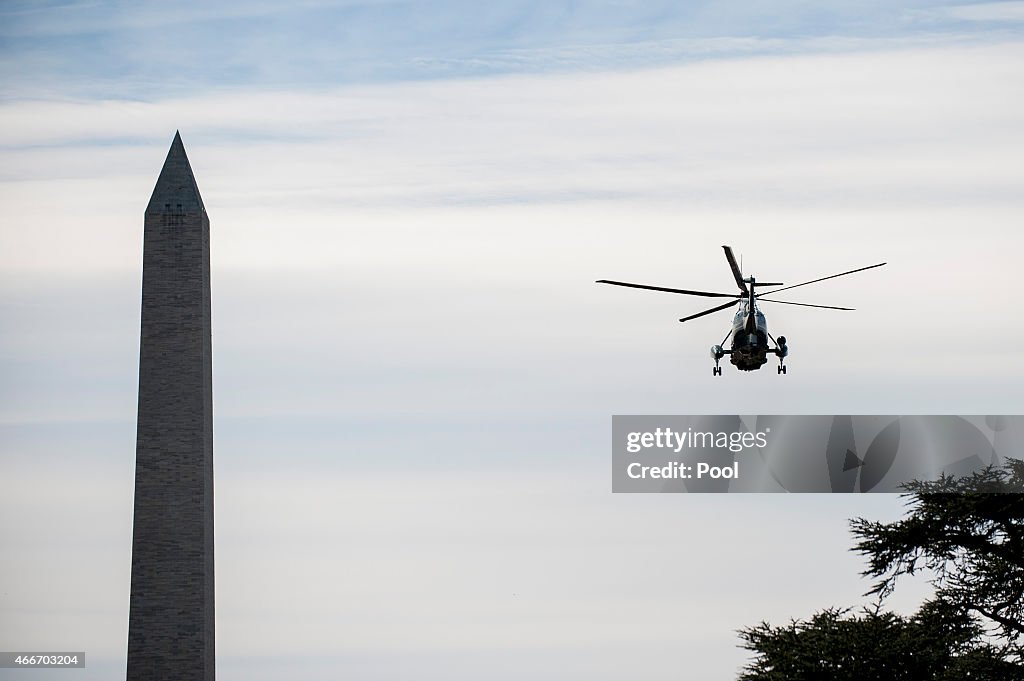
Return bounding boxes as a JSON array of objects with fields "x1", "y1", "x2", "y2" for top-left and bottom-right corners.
[{"x1": 739, "y1": 460, "x2": 1024, "y2": 679}]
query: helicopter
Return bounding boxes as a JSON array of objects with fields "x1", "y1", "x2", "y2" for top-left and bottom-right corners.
[{"x1": 597, "y1": 246, "x2": 885, "y2": 375}]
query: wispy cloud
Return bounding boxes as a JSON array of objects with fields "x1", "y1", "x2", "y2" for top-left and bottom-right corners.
[
  {"x1": 2, "y1": 1, "x2": 1023, "y2": 98},
  {"x1": 2, "y1": 44, "x2": 1022, "y2": 270},
  {"x1": 2, "y1": 46, "x2": 1022, "y2": 421},
  {"x1": 944, "y1": 1, "x2": 1024, "y2": 22}
]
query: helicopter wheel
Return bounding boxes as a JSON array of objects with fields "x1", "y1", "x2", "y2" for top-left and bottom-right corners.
[
  {"x1": 778, "y1": 365, "x2": 787, "y2": 375},
  {"x1": 713, "y1": 366, "x2": 722, "y2": 376}
]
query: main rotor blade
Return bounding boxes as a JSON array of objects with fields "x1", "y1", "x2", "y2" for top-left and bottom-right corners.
[
  {"x1": 757, "y1": 262, "x2": 886, "y2": 296},
  {"x1": 722, "y1": 245, "x2": 748, "y2": 294},
  {"x1": 679, "y1": 299, "x2": 740, "y2": 323},
  {"x1": 596, "y1": 280, "x2": 739, "y2": 298},
  {"x1": 758, "y1": 298, "x2": 854, "y2": 311}
]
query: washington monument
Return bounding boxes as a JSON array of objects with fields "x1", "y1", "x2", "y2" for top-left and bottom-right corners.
[{"x1": 127, "y1": 132, "x2": 215, "y2": 680}]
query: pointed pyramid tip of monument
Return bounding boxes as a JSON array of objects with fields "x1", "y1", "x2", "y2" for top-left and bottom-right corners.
[{"x1": 146, "y1": 130, "x2": 206, "y2": 213}]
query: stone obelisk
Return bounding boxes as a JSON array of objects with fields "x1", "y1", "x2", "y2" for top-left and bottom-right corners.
[{"x1": 127, "y1": 131, "x2": 214, "y2": 680}]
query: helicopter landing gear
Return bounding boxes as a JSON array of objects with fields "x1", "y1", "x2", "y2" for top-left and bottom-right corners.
[
  {"x1": 773, "y1": 335, "x2": 788, "y2": 375},
  {"x1": 713, "y1": 365, "x2": 722, "y2": 376}
]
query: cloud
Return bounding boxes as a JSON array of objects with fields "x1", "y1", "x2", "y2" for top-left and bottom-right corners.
[
  {"x1": 2, "y1": 43, "x2": 1023, "y2": 433},
  {"x1": 945, "y1": 1, "x2": 1024, "y2": 22},
  {"x1": 3, "y1": 1, "x2": 1023, "y2": 98},
  {"x1": 3, "y1": 42, "x2": 1023, "y2": 211},
  {"x1": 0, "y1": 446, "x2": 922, "y2": 679}
]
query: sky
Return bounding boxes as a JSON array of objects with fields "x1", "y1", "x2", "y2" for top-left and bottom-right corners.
[{"x1": 2, "y1": 1, "x2": 1024, "y2": 679}]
